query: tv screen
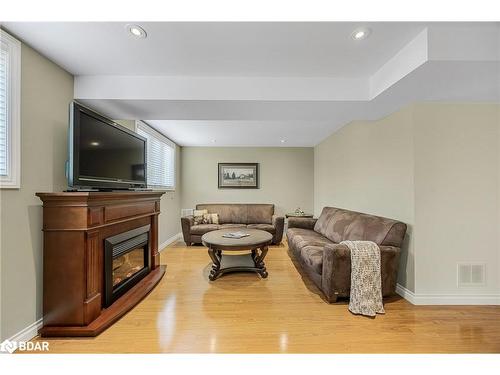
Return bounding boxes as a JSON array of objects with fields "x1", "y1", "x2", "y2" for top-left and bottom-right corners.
[{"x1": 68, "y1": 102, "x2": 147, "y2": 189}]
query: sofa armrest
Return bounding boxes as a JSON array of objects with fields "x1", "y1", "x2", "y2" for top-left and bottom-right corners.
[
  {"x1": 287, "y1": 217, "x2": 317, "y2": 230},
  {"x1": 181, "y1": 216, "x2": 194, "y2": 245},
  {"x1": 378, "y1": 246, "x2": 401, "y2": 295},
  {"x1": 321, "y1": 243, "x2": 350, "y2": 302},
  {"x1": 321, "y1": 244, "x2": 401, "y2": 302},
  {"x1": 272, "y1": 215, "x2": 285, "y2": 244}
]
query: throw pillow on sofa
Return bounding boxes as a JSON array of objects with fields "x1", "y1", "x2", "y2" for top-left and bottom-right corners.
[
  {"x1": 193, "y1": 209, "x2": 208, "y2": 225},
  {"x1": 203, "y1": 213, "x2": 219, "y2": 225},
  {"x1": 193, "y1": 210, "x2": 219, "y2": 225},
  {"x1": 209, "y1": 214, "x2": 219, "y2": 224}
]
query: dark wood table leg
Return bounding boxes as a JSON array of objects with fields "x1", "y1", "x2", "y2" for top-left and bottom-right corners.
[
  {"x1": 255, "y1": 246, "x2": 268, "y2": 278},
  {"x1": 208, "y1": 247, "x2": 222, "y2": 281}
]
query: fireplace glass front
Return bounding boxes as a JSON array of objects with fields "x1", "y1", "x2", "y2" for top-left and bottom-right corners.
[
  {"x1": 112, "y1": 247, "x2": 146, "y2": 288},
  {"x1": 104, "y1": 224, "x2": 151, "y2": 307}
]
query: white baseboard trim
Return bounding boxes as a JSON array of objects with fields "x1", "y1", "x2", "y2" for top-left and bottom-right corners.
[
  {"x1": 6, "y1": 318, "x2": 43, "y2": 343},
  {"x1": 396, "y1": 283, "x2": 500, "y2": 305},
  {"x1": 396, "y1": 284, "x2": 416, "y2": 304},
  {"x1": 158, "y1": 232, "x2": 182, "y2": 252}
]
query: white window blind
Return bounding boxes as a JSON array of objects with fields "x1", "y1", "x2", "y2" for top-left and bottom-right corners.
[
  {"x1": 136, "y1": 121, "x2": 176, "y2": 190},
  {"x1": 0, "y1": 30, "x2": 21, "y2": 189},
  {"x1": 0, "y1": 46, "x2": 8, "y2": 176}
]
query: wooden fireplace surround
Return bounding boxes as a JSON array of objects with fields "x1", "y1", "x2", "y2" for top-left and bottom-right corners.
[{"x1": 36, "y1": 191, "x2": 166, "y2": 337}]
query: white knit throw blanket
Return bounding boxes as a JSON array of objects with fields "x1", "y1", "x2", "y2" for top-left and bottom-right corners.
[{"x1": 340, "y1": 240, "x2": 385, "y2": 317}]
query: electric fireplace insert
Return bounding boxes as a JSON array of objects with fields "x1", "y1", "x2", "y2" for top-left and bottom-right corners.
[{"x1": 104, "y1": 224, "x2": 151, "y2": 307}]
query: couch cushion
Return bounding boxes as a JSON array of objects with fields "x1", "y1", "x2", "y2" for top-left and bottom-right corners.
[
  {"x1": 197, "y1": 204, "x2": 248, "y2": 224},
  {"x1": 190, "y1": 224, "x2": 219, "y2": 235},
  {"x1": 313, "y1": 207, "x2": 339, "y2": 238},
  {"x1": 247, "y1": 223, "x2": 275, "y2": 233},
  {"x1": 247, "y1": 204, "x2": 274, "y2": 224},
  {"x1": 314, "y1": 207, "x2": 407, "y2": 247},
  {"x1": 218, "y1": 223, "x2": 247, "y2": 229},
  {"x1": 300, "y1": 246, "x2": 324, "y2": 275},
  {"x1": 287, "y1": 228, "x2": 334, "y2": 250}
]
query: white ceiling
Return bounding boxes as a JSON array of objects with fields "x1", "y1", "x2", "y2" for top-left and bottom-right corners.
[
  {"x1": 77, "y1": 61, "x2": 500, "y2": 146},
  {"x1": 3, "y1": 22, "x2": 425, "y2": 77},
  {"x1": 2, "y1": 22, "x2": 499, "y2": 147}
]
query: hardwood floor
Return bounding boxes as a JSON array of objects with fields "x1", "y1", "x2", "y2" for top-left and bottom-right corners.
[{"x1": 31, "y1": 241, "x2": 500, "y2": 353}]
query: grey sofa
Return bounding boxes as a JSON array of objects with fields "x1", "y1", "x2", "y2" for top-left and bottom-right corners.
[
  {"x1": 181, "y1": 203, "x2": 285, "y2": 245},
  {"x1": 287, "y1": 206, "x2": 407, "y2": 303}
]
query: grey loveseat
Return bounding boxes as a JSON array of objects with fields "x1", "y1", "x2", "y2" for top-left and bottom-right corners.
[
  {"x1": 181, "y1": 203, "x2": 284, "y2": 245},
  {"x1": 287, "y1": 207, "x2": 407, "y2": 303}
]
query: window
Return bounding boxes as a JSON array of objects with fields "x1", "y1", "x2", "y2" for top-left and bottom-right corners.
[
  {"x1": 135, "y1": 121, "x2": 176, "y2": 190},
  {"x1": 0, "y1": 30, "x2": 21, "y2": 189}
]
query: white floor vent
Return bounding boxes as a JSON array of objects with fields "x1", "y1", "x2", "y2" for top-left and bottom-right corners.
[
  {"x1": 181, "y1": 208, "x2": 194, "y2": 217},
  {"x1": 457, "y1": 263, "x2": 485, "y2": 287}
]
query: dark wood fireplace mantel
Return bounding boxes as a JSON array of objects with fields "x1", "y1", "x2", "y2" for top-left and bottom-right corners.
[{"x1": 36, "y1": 191, "x2": 166, "y2": 337}]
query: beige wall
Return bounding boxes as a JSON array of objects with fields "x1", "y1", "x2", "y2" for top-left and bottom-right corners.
[
  {"x1": 0, "y1": 43, "x2": 74, "y2": 340},
  {"x1": 115, "y1": 120, "x2": 182, "y2": 246},
  {"x1": 314, "y1": 106, "x2": 416, "y2": 290},
  {"x1": 158, "y1": 147, "x2": 181, "y2": 245},
  {"x1": 181, "y1": 147, "x2": 314, "y2": 216},
  {"x1": 413, "y1": 103, "x2": 499, "y2": 294},
  {"x1": 314, "y1": 103, "x2": 500, "y2": 295}
]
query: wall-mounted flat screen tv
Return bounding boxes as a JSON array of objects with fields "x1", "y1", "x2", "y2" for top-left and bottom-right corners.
[{"x1": 68, "y1": 102, "x2": 147, "y2": 190}]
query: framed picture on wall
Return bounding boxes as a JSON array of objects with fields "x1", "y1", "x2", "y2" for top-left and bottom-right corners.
[{"x1": 218, "y1": 163, "x2": 259, "y2": 189}]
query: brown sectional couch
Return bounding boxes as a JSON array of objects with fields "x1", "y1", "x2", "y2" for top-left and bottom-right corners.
[
  {"x1": 286, "y1": 206, "x2": 407, "y2": 303},
  {"x1": 181, "y1": 203, "x2": 284, "y2": 245}
]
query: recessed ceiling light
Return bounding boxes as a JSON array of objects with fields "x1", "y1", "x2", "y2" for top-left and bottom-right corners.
[
  {"x1": 211, "y1": 139, "x2": 217, "y2": 143},
  {"x1": 280, "y1": 139, "x2": 286, "y2": 143},
  {"x1": 90, "y1": 141, "x2": 100, "y2": 146},
  {"x1": 351, "y1": 28, "x2": 371, "y2": 41},
  {"x1": 126, "y1": 24, "x2": 147, "y2": 39}
]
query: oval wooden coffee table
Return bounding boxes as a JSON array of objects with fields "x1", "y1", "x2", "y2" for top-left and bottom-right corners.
[{"x1": 202, "y1": 228, "x2": 273, "y2": 281}]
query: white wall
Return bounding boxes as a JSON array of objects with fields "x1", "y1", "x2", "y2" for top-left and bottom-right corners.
[
  {"x1": 158, "y1": 147, "x2": 182, "y2": 246},
  {"x1": 413, "y1": 103, "x2": 499, "y2": 295},
  {"x1": 314, "y1": 106, "x2": 415, "y2": 290},
  {"x1": 181, "y1": 147, "x2": 314, "y2": 216},
  {"x1": 0, "y1": 43, "x2": 74, "y2": 340},
  {"x1": 314, "y1": 102, "x2": 500, "y2": 298}
]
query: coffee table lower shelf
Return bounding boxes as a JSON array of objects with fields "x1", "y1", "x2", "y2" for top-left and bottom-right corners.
[{"x1": 208, "y1": 250, "x2": 268, "y2": 280}]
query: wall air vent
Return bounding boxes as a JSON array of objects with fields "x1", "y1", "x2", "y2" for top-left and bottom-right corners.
[{"x1": 457, "y1": 263, "x2": 485, "y2": 287}]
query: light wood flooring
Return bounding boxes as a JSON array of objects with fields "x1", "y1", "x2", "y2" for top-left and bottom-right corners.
[{"x1": 31, "y1": 241, "x2": 500, "y2": 353}]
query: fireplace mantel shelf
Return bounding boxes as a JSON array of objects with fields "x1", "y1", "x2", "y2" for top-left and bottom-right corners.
[{"x1": 36, "y1": 191, "x2": 166, "y2": 337}]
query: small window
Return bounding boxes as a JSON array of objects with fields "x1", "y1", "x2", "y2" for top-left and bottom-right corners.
[
  {"x1": 135, "y1": 121, "x2": 176, "y2": 190},
  {"x1": 0, "y1": 30, "x2": 21, "y2": 189}
]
